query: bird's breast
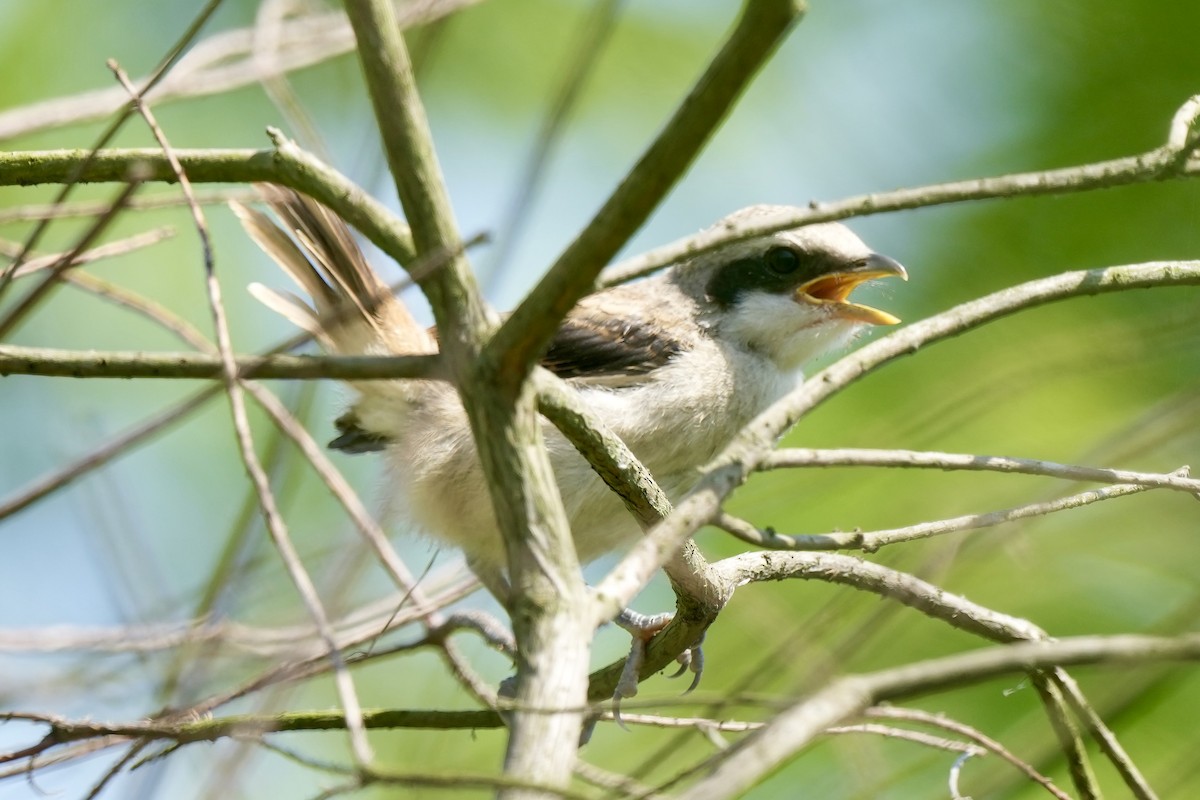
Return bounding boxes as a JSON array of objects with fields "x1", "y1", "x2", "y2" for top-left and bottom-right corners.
[{"x1": 570, "y1": 340, "x2": 798, "y2": 480}]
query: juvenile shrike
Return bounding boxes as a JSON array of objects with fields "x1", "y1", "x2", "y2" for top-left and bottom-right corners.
[{"x1": 235, "y1": 189, "x2": 906, "y2": 588}]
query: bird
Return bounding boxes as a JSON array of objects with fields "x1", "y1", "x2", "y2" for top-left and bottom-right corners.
[{"x1": 234, "y1": 188, "x2": 907, "y2": 601}]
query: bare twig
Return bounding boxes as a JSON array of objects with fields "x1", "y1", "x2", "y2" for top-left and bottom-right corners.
[
  {"x1": 112, "y1": 60, "x2": 372, "y2": 765},
  {"x1": 0, "y1": 0, "x2": 224, "y2": 302},
  {"x1": 825, "y1": 722, "x2": 984, "y2": 756},
  {"x1": 595, "y1": 259, "x2": 1200, "y2": 622},
  {"x1": 0, "y1": 387, "x2": 218, "y2": 521},
  {"x1": 765, "y1": 447, "x2": 1200, "y2": 495},
  {"x1": 487, "y1": 0, "x2": 805, "y2": 387},
  {"x1": 0, "y1": 1, "x2": 483, "y2": 143},
  {"x1": 710, "y1": 546, "x2": 1150, "y2": 798},
  {"x1": 6, "y1": 227, "x2": 174, "y2": 279},
  {"x1": 865, "y1": 707, "x2": 1072, "y2": 800},
  {"x1": 0, "y1": 180, "x2": 143, "y2": 338},
  {"x1": 0, "y1": 187, "x2": 257, "y2": 224},
  {"x1": 0, "y1": 343, "x2": 437, "y2": 381},
  {"x1": 599, "y1": 94, "x2": 1200, "y2": 287},
  {"x1": 0, "y1": 583, "x2": 476, "y2": 657},
  {"x1": 0, "y1": 140, "x2": 418, "y2": 267},
  {"x1": 676, "y1": 633, "x2": 1200, "y2": 800},
  {"x1": 716, "y1": 482, "x2": 1152, "y2": 552}
]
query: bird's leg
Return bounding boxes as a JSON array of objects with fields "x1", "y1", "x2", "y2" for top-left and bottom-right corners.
[
  {"x1": 610, "y1": 608, "x2": 705, "y2": 727},
  {"x1": 468, "y1": 560, "x2": 705, "y2": 731},
  {"x1": 466, "y1": 556, "x2": 513, "y2": 608}
]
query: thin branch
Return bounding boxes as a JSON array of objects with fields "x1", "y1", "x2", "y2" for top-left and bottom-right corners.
[
  {"x1": 0, "y1": 187, "x2": 257, "y2": 224},
  {"x1": 0, "y1": 708, "x2": 501, "y2": 748},
  {"x1": 113, "y1": 61, "x2": 372, "y2": 765},
  {"x1": 595, "y1": 259, "x2": 1200, "y2": 620},
  {"x1": 0, "y1": 343, "x2": 437, "y2": 381},
  {"x1": 572, "y1": 759, "x2": 654, "y2": 797},
  {"x1": 865, "y1": 707, "x2": 1072, "y2": 800},
  {"x1": 0, "y1": 0, "x2": 224, "y2": 302},
  {"x1": 0, "y1": 584, "x2": 476, "y2": 656},
  {"x1": 0, "y1": 1, "x2": 483, "y2": 143},
  {"x1": 675, "y1": 633, "x2": 1200, "y2": 800},
  {"x1": 599, "y1": 94, "x2": 1200, "y2": 286},
  {"x1": 1029, "y1": 678, "x2": 1101, "y2": 800},
  {"x1": 708, "y1": 551, "x2": 1149, "y2": 799},
  {"x1": 856, "y1": 482, "x2": 1151, "y2": 553},
  {"x1": 81, "y1": 741, "x2": 150, "y2": 800},
  {"x1": 824, "y1": 722, "x2": 984, "y2": 756},
  {"x1": 168, "y1": 605, "x2": 510, "y2": 724},
  {"x1": 0, "y1": 140, "x2": 417, "y2": 267},
  {"x1": 716, "y1": 482, "x2": 1152, "y2": 553},
  {"x1": 487, "y1": 0, "x2": 805, "y2": 387},
  {"x1": 712, "y1": 551, "x2": 1047, "y2": 643},
  {"x1": 535, "y1": 370, "x2": 718, "y2": 611},
  {"x1": 534, "y1": 369, "x2": 672, "y2": 530},
  {"x1": 62, "y1": 270, "x2": 212, "y2": 351},
  {"x1": 7, "y1": 227, "x2": 174, "y2": 279},
  {"x1": 1050, "y1": 667, "x2": 1159, "y2": 800},
  {"x1": 0, "y1": 180, "x2": 143, "y2": 338},
  {"x1": 764, "y1": 447, "x2": 1200, "y2": 496},
  {"x1": 342, "y1": 0, "x2": 486, "y2": 336},
  {"x1": 0, "y1": 386, "x2": 218, "y2": 521}
]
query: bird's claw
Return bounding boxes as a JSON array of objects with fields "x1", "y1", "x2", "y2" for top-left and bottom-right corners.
[
  {"x1": 667, "y1": 633, "x2": 705, "y2": 693},
  {"x1": 611, "y1": 609, "x2": 706, "y2": 728}
]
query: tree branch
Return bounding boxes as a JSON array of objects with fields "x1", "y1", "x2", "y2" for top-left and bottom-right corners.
[
  {"x1": 0, "y1": 1, "x2": 483, "y2": 143},
  {"x1": 595, "y1": 259, "x2": 1200, "y2": 617},
  {"x1": 0, "y1": 343, "x2": 438, "y2": 381},
  {"x1": 600, "y1": 94, "x2": 1200, "y2": 286},
  {"x1": 677, "y1": 633, "x2": 1200, "y2": 800},
  {"x1": 764, "y1": 447, "x2": 1200, "y2": 496},
  {"x1": 343, "y1": 1, "x2": 590, "y2": 792},
  {"x1": 485, "y1": 0, "x2": 805, "y2": 388},
  {"x1": 0, "y1": 140, "x2": 416, "y2": 266},
  {"x1": 717, "y1": 482, "x2": 1153, "y2": 553}
]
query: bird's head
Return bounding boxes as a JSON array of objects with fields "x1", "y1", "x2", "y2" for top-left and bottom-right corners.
[{"x1": 674, "y1": 205, "x2": 907, "y2": 372}]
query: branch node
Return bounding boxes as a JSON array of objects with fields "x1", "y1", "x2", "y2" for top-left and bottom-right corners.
[
  {"x1": 1166, "y1": 94, "x2": 1195, "y2": 153},
  {"x1": 266, "y1": 125, "x2": 288, "y2": 149}
]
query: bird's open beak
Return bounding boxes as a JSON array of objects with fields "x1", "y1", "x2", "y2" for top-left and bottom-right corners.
[{"x1": 794, "y1": 253, "x2": 908, "y2": 325}]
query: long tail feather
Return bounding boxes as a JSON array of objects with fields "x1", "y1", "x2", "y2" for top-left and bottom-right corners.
[
  {"x1": 234, "y1": 186, "x2": 434, "y2": 357},
  {"x1": 246, "y1": 281, "x2": 321, "y2": 336}
]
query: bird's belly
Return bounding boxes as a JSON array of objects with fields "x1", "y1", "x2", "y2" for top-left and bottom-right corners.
[{"x1": 392, "y1": 352, "x2": 796, "y2": 569}]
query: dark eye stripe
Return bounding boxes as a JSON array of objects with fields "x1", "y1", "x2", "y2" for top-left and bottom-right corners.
[{"x1": 706, "y1": 247, "x2": 840, "y2": 307}]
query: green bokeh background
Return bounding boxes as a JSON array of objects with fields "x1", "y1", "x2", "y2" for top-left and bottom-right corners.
[{"x1": 1, "y1": 1, "x2": 1199, "y2": 798}]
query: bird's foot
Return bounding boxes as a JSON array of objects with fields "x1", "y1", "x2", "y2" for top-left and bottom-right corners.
[{"x1": 611, "y1": 608, "x2": 705, "y2": 729}]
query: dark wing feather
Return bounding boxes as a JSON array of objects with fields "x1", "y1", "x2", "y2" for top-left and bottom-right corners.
[
  {"x1": 541, "y1": 313, "x2": 685, "y2": 380},
  {"x1": 329, "y1": 310, "x2": 685, "y2": 454}
]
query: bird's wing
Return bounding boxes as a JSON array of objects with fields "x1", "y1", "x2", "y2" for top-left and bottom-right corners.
[
  {"x1": 329, "y1": 302, "x2": 687, "y2": 453},
  {"x1": 541, "y1": 310, "x2": 686, "y2": 381}
]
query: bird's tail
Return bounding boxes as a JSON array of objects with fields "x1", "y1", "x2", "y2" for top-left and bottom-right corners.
[
  {"x1": 233, "y1": 186, "x2": 437, "y2": 452},
  {"x1": 232, "y1": 185, "x2": 435, "y2": 359}
]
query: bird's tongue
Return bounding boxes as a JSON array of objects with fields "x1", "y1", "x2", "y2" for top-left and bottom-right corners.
[{"x1": 795, "y1": 273, "x2": 902, "y2": 326}]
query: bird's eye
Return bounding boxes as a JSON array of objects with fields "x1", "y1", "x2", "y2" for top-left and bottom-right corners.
[{"x1": 764, "y1": 246, "x2": 800, "y2": 274}]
